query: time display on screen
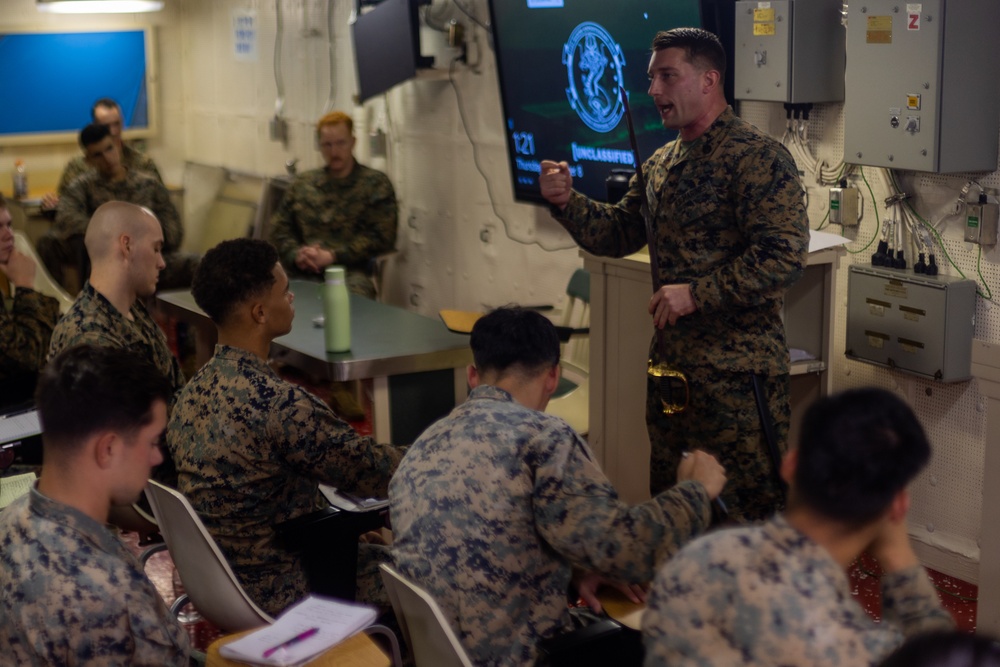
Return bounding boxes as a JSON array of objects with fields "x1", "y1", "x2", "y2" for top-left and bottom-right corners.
[{"x1": 512, "y1": 131, "x2": 536, "y2": 156}]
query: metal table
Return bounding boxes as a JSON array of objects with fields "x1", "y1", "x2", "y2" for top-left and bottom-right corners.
[{"x1": 157, "y1": 281, "x2": 471, "y2": 443}]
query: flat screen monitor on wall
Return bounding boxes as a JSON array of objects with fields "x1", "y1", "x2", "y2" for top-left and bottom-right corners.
[
  {"x1": 488, "y1": 0, "x2": 703, "y2": 204},
  {"x1": 0, "y1": 28, "x2": 156, "y2": 147},
  {"x1": 352, "y1": 0, "x2": 433, "y2": 103}
]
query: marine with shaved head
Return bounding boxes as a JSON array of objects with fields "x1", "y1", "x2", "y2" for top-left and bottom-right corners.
[
  {"x1": 48, "y1": 201, "x2": 186, "y2": 494},
  {"x1": 48, "y1": 201, "x2": 183, "y2": 392}
]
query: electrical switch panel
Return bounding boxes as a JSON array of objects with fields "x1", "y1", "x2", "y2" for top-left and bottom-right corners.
[
  {"x1": 845, "y1": 265, "x2": 976, "y2": 382},
  {"x1": 734, "y1": 0, "x2": 845, "y2": 103},
  {"x1": 843, "y1": 0, "x2": 1000, "y2": 172}
]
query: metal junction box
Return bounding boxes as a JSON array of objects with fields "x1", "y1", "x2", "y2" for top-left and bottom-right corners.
[
  {"x1": 843, "y1": 0, "x2": 1000, "y2": 172},
  {"x1": 845, "y1": 265, "x2": 976, "y2": 382},
  {"x1": 734, "y1": 0, "x2": 845, "y2": 103}
]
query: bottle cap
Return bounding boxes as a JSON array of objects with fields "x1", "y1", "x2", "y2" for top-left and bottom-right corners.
[{"x1": 324, "y1": 266, "x2": 346, "y2": 283}]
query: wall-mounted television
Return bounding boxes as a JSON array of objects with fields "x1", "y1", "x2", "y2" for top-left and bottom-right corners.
[
  {"x1": 0, "y1": 28, "x2": 156, "y2": 147},
  {"x1": 352, "y1": 0, "x2": 434, "y2": 103},
  {"x1": 488, "y1": 0, "x2": 703, "y2": 204}
]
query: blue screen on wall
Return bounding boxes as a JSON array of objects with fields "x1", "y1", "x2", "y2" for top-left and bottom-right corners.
[{"x1": 0, "y1": 30, "x2": 150, "y2": 139}]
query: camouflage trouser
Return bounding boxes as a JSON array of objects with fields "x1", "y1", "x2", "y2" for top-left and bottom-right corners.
[
  {"x1": 346, "y1": 269, "x2": 377, "y2": 300},
  {"x1": 646, "y1": 368, "x2": 790, "y2": 523},
  {"x1": 289, "y1": 268, "x2": 377, "y2": 299},
  {"x1": 357, "y1": 542, "x2": 391, "y2": 608}
]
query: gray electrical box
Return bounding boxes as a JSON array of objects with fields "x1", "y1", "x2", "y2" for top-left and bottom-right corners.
[
  {"x1": 964, "y1": 199, "x2": 1000, "y2": 246},
  {"x1": 734, "y1": 0, "x2": 845, "y2": 103},
  {"x1": 829, "y1": 185, "x2": 860, "y2": 226},
  {"x1": 843, "y1": 0, "x2": 1000, "y2": 173},
  {"x1": 845, "y1": 265, "x2": 976, "y2": 382}
]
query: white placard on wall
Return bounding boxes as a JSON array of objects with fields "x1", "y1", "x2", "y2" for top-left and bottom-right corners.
[{"x1": 232, "y1": 9, "x2": 258, "y2": 62}]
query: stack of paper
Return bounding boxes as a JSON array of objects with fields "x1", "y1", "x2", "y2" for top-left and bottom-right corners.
[
  {"x1": 219, "y1": 595, "x2": 377, "y2": 666},
  {"x1": 319, "y1": 484, "x2": 389, "y2": 512},
  {"x1": 0, "y1": 472, "x2": 37, "y2": 509},
  {"x1": 0, "y1": 409, "x2": 41, "y2": 446}
]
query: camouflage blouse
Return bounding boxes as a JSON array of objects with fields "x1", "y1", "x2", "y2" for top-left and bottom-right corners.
[
  {"x1": 0, "y1": 489, "x2": 191, "y2": 665},
  {"x1": 643, "y1": 514, "x2": 955, "y2": 666},
  {"x1": 391, "y1": 385, "x2": 711, "y2": 666}
]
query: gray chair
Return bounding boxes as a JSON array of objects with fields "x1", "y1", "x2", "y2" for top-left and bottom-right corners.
[
  {"x1": 144, "y1": 480, "x2": 274, "y2": 632},
  {"x1": 13, "y1": 231, "x2": 73, "y2": 313},
  {"x1": 108, "y1": 501, "x2": 168, "y2": 568},
  {"x1": 380, "y1": 563, "x2": 473, "y2": 667},
  {"x1": 545, "y1": 268, "x2": 591, "y2": 436},
  {"x1": 180, "y1": 163, "x2": 263, "y2": 255},
  {"x1": 145, "y1": 481, "x2": 403, "y2": 664}
]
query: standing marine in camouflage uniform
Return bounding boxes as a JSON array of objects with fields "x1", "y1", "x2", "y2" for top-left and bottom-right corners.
[
  {"x1": 390, "y1": 307, "x2": 726, "y2": 667},
  {"x1": 0, "y1": 194, "x2": 60, "y2": 408},
  {"x1": 38, "y1": 122, "x2": 196, "y2": 291},
  {"x1": 0, "y1": 345, "x2": 190, "y2": 665},
  {"x1": 642, "y1": 389, "x2": 955, "y2": 666},
  {"x1": 167, "y1": 239, "x2": 404, "y2": 617},
  {"x1": 270, "y1": 110, "x2": 397, "y2": 300},
  {"x1": 540, "y1": 28, "x2": 808, "y2": 522}
]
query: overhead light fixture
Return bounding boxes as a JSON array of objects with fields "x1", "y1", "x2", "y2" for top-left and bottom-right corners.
[{"x1": 37, "y1": 0, "x2": 164, "y2": 13}]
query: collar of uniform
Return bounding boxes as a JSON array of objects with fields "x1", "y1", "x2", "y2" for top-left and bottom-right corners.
[
  {"x1": 766, "y1": 513, "x2": 814, "y2": 549},
  {"x1": 767, "y1": 513, "x2": 852, "y2": 590},
  {"x1": 211, "y1": 343, "x2": 280, "y2": 378},
  {"x1": 668, "y1": 106, "x2": 738, "y2": 168},
  {"x1": 320, "y1": 162, "x2": 364, "y2": 190},
  {"x1": 468, "y1": 384, "x2": 514, "y2": 404},
  {"x1": 81, "y1": 281, "x2": 146, "y2": 321},
  {"x1": 122, "y1": 141, "x2": 141, "y2": 164},
  {"x1": 91, "y1": 164, "x2": 135, "y2": 186},
  {"x1": 28, "y1": 486, "x2": 123, "y2": 555}
]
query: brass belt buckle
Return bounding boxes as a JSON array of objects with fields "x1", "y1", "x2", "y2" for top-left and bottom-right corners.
[{"x1": 647, "y1": 360, "x2": 689, "y2": 415}]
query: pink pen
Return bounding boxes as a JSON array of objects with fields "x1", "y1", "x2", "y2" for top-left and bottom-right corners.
[{"x1": 262, "y1": 627, "x2": 319, "y2": 658}]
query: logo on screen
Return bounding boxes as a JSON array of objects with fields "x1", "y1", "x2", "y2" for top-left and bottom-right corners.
[{"x1": 562, "y1": 22, "x2": 626, "y2": 133}]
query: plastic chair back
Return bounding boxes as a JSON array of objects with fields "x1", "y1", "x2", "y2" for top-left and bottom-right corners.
[
  {"x1": 13, "y1": 232, "x2": 73, "y2": 313},
  {"x1": 379, "y1": 564, "x2": 473, "y2": 667},
  {"x1": 547, "y1": 268, "x2": 590, "y2": 435},
  {"x1": 180, "y1": 162, "x2": 262, "y2": 254},
  {"x1": 144, "y1": 480, "x2": 274, "y2": 633}
]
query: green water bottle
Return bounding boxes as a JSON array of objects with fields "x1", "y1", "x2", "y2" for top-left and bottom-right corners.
[{"x1": 323, "y1": 266, "x2": 351, "y2": 352}]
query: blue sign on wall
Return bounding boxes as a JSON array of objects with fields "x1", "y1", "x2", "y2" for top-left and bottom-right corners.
[{"x1": 0, "y1": 30, "x2": 149, "y2": 137}]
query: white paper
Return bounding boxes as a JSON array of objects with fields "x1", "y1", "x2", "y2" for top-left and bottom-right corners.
[
  {"x1": 219, "y1": 595, "x2": 376, "y2": 666},
  {"x1": 319, "y1": 484, "x2": 389, "y2": 512},
  {"x1": 809, "y1": 229, "x2": 851, "y2": 253},
  {"x1": 0, "y1": 409, "x2": 41, "y2": 445},
  {"x1": 0, "y1": 472, "x2": 36, "y2": 509},
  {"x1": 790, "y1": 348, "x2": 817, "y2": 363},
  {"x1": 232, "y1": 9, "x2": 258, "y2": 62}
]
